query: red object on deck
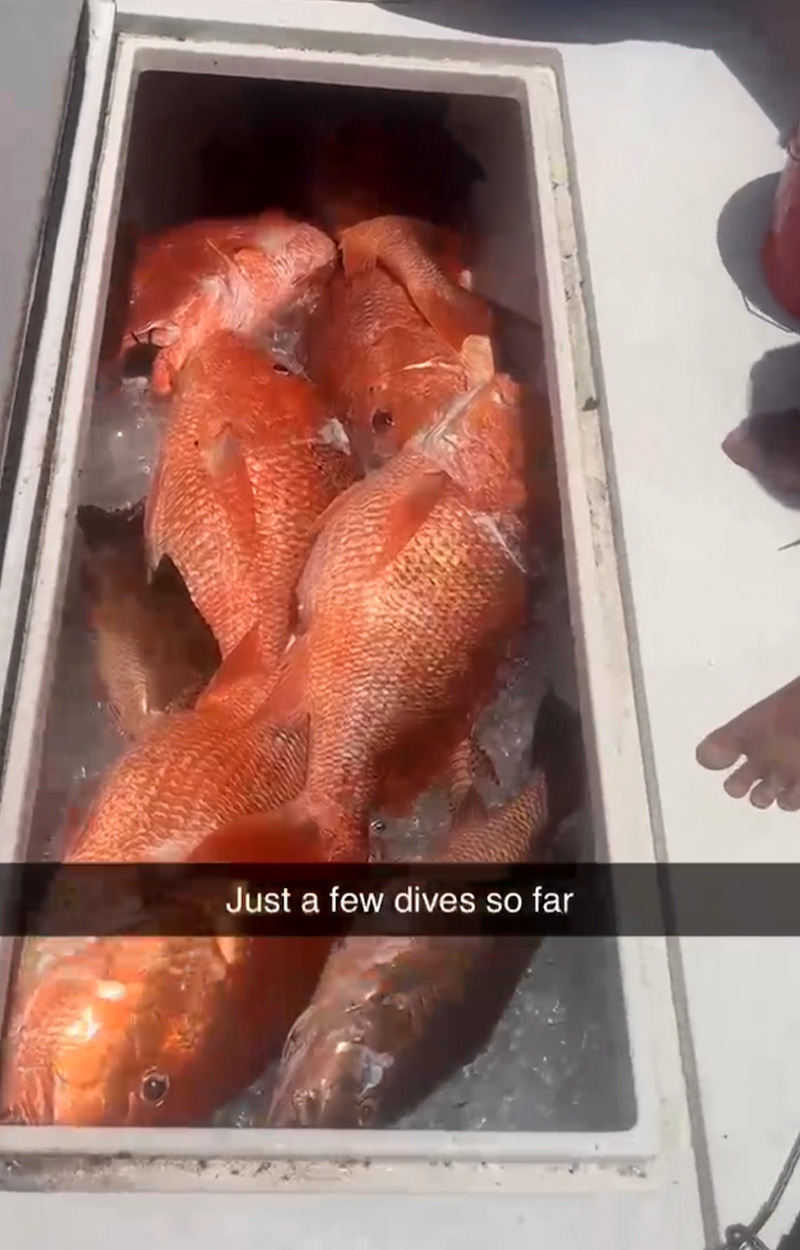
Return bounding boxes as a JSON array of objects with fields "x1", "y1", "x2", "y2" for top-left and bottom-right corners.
[{"x1": 762, "y1": 122, "x2": 800, "y2": 322}]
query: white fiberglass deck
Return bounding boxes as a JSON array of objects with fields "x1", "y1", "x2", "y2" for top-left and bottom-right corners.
[
  {"x1": 563, "y1": 18, "x2": 800, "y2": 1250},
  {"x1": 2, "y1": 1, "x2": 800, "y2": 1248}
]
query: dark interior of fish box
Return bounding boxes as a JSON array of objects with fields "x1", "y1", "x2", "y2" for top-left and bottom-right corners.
[{"x1": 15, "y1": 72, "x2": 636, "y2": 1132}]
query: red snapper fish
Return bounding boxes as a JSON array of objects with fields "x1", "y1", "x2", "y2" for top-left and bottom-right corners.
[
  {"x1": 146, "y1": 330, "x2": 359, "y2": 660},
  {"x1": 265, "y1": 689, "x2": 586, "y2": 1129},
  {"x1": 0, "y1": 637, "x2": 329, "y2": 1126},
  {"x1": 117, "y1": 212, "x2": 336, "y2": 395},
  {"x1": 0, "y1": 816, "x2": 333, "y2": 1127},
  {"x1": 338, "y1": 215, "x2": 492, "y2": 352},
  {"x1": 305, "y1": 216, "x2": 494, "y2": 467},
  {"x1": 231, "y1": 373, "x2": 562, "y2": 862}
]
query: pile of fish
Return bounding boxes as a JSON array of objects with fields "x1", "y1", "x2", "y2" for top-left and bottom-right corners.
[{"x1": 0, "y1": 118, "x2": 586, "y2": 1129}]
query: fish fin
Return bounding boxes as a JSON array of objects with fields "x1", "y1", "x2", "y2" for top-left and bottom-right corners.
[
  {"x1": 339, "y1": 225, "x2": 381, "y2": 278},
  {"x1": 447, "y1": 735, "x2": 498, "y2": 829},
  {"x1": 408, "y1": 281, "x2": 493, "y2": 354},
  {"x1": 77, "y1": 503, "x2": 145, "y2": 566},
  {"x1": 451, "y1": 789, "x2": 489, "y2": 830},
  {"x1": 229, "y1": 246, "x2": 269, "y2": 288},
  {"x1": 240, "y1": 635, "x2": 311, "y2": 730},
  {"x1": 299, "y1": 797, "x2": 367, "y2": 862},
  {"x1": 529, "y1": 689, "x2": 586, "y2": 829},
  {"x1": 197, "y1": 796, "x2": 365, "y2": 865},
  {"x1": 372, "y1": 468, "x2": 451, "y2": 574},
  {"x1": 151, "y1": 352, "x2": 176, "y2": 397},
  {"x1": 339, "y1": 216, "x2": 441, "y2": 274},
  {"x1": 195, "y1": 622, "x2": 270, "y2": 708},
  {"x1": 460, "y1": 335, "x2": 496, "y2": 386},
  {"x1": 143, "y1": 453, "x2": 170, "y2": 576},
  {"x1": 202, "y1": 425, "x2": 258, "y2": 548},
  {"x1": 188, "y1": 809, "x2": 323, "y2": 865}
]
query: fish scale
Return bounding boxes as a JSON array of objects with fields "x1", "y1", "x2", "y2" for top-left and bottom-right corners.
[
  {"x1": 116, "y1": 211, "x2": 336, "y2": 396},
  {"x1": 304, "y1": 233, "x2": 480, "y2": 468},
  {"x1": 239, "y1": 373, "x2": 560, "y2": 861},
  {"x1": 63, "y1": 679, "x2": 307, "y2": 865},
  {"x1": 146, "y1": 330, "x2": 360, "y2": 662},
  {"x1": 0, "y1": 652, "x2": 328, "y2": 1127},
  {"x1": 265, "y1": 689, "x2": 586, "y2": 1130},
  {"x1": 0, "y1": 344, "x2": 558, "y2": 1131}
]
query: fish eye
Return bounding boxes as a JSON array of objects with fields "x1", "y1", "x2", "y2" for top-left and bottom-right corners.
[
  {"x1": 272, "y1": 361, "x2": 292, "y2": 375},
  {"x1": 140, "y1": 1072, "x2": 170, "y2": 1105},
  {"x1": 371, "y1": 409, "x2": 393, "y2": 433}
]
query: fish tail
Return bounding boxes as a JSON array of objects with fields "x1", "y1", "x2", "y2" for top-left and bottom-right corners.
[
  {"x1": 195, "y1": 622, "x2": 277, "y2": 708},
  {"x1": 188, "y1": 806, "x2": 324, "y2": 865},
  {"x1": 200, "y1": 424, "x2": 258, "y2": 551},
  {"x1": 447, "y1": 735, "x2": 499, "y2": 830},
  {"x1": 143, "y1": 449, "x2": 170, "y2": 577},
  {"x1": 76, "y1": 502, "x2": 145, "y2": 551},
  {"x1": 253, "y1": 635, "x2": 310, "y2": 721},
  {"x1": 338, "y1": 219, "x2": 382, "y2": 276},
  {"x1": 292, "y1": 796, "x2": 368, "y2": 862},
  {"x1": 440, "y1": 695, "x2": 585, "y2": 865},
  {"x1": 529, "y1": 689, "x2": 586, "y2": 830},
  {"x1": 459, "y1": 335, "x2": 496, "y2": 386},
  {"x1": 195, "y1": 795, "x2": 366, "y2": 865},
  {"x1": 406, "y1": 275, "x2": 493, "y2": 355}
]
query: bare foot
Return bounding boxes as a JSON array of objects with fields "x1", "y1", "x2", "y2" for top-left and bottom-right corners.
[
  {"x1": 696, "y1": 676, "x2": 800, "y2": 809},
  {"x1": 722, "y1": 411, "x2": 800, "y2": 499}
]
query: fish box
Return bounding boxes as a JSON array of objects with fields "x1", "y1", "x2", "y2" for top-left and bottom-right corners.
[{"x1": 0, "y1": 0, "x2": 694, "y2": 1210}]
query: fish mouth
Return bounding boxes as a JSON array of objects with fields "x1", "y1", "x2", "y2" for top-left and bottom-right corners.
[
  {"x1": 268, "y1": 1039, "x2": 394, "y2": 1129},
  {"x1": 268, "y1": 1084, "x2": 368, "y2": 1130},
  {"x1": 267, "y1": 1050, "x2": 354, "y2": 1129},
  {"x1": 269, "y1": 1086, "x2": 331, "y2": 1129},
  {"x1": 130, "y1": 323, "x2": 178, "y2": 349}
]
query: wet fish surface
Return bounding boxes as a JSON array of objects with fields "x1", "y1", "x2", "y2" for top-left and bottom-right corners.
[
  {"x1": 231, "y1": 374, "x2": 562, "y2": 862},
  {"x1": 0, "y1": 814, "x2": 331, "y2": 1127},
  {"x1": 305, "y1": 217, "x2": 491, "y2": 468},
  {"x1": 0, "y1": 101, "x2": 577, "y2": 1132},
  {"x1": 118, "y1": 211, "x2": 336, "y2": 395},
  {"x1": 146, "y1": 330, "x2": 360, "y2": 660},
  {"x1": 338, "y1": 215, "x2": 492, "y2": 351},
  {"x1": 266, "y1": 689, "x2": 586, "y2": 1129},
  {"x1": 0, "y1": 634, "x2": 335, "y2": 1127}
]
